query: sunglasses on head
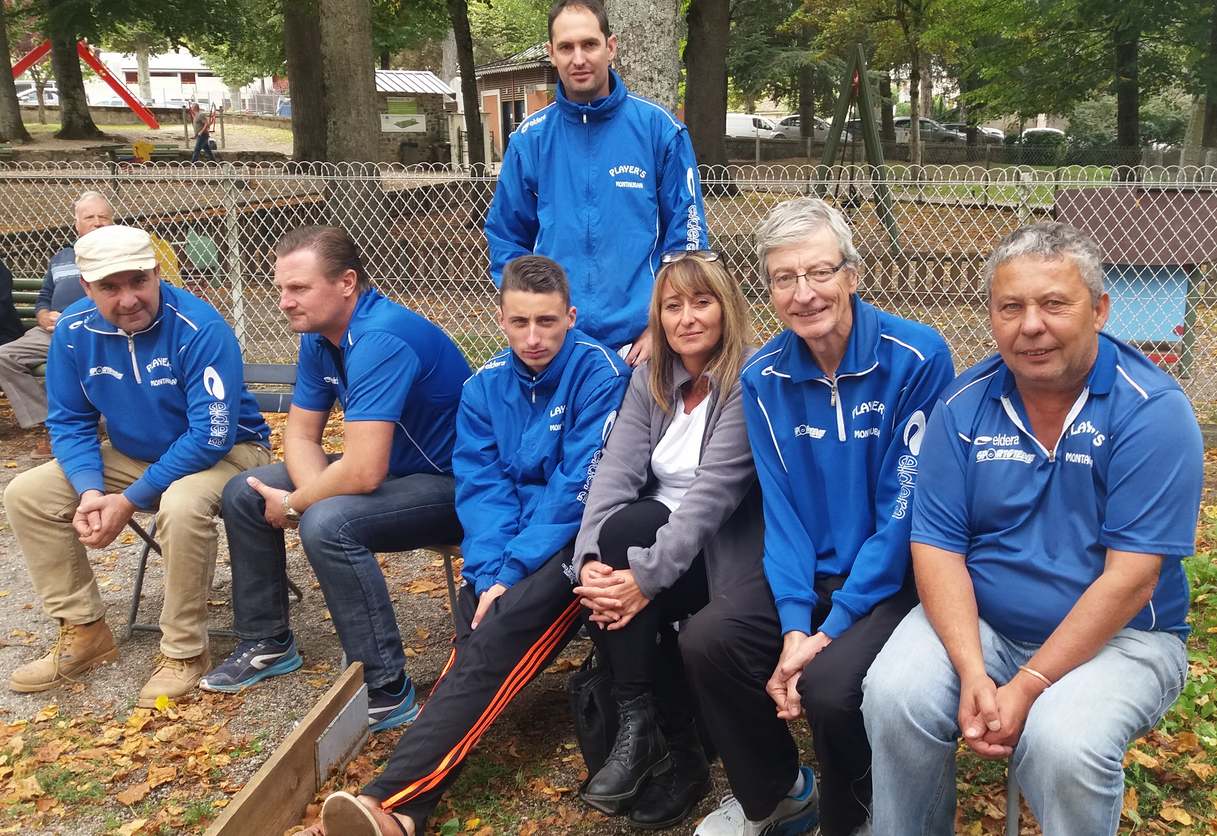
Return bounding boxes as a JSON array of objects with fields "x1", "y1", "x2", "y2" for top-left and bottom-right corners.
[{"x1": 660, "y1": 249, "x2": 721, "y2": 264}]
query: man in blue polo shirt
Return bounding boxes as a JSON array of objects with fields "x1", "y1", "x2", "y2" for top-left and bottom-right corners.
[
  {"x1": 681, "y1": 198, "x2": 954, "y2": 836},
  {"x1": 863, "y1": 222, "x2": 1203, "y2": 835},
  {"x1": 202, "y1": 226, "x2": 471, "y2": 732}
]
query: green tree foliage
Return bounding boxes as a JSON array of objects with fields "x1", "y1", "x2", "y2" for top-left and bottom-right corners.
[
  {"x1": 467, "y1": 0, "x2": 549, "y2": 63},
  {"x1": 373, "y1": 0, "x2": 449, "y2": 66}
]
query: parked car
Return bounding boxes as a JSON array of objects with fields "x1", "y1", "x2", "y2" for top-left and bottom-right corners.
[
  {"x1": 778, "y1": 114, "x2": 857, "y2": 141},
  {"x1": 892, "y1": 116, "x2": 963, "y2": 144},
  {"x1": 941, "y1": 122, "x2": 1004, "y2": 143},
  {"x1": 1018, "y1": 127, "x2": 1066, "y2": 142},
  {"x1": 17, "y1": 88, "x2": 58, "y2": 106},
  {"x1": 726, "y1": 112, "x2": 786, "y2": 140}
]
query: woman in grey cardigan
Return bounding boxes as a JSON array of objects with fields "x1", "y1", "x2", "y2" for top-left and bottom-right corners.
[{"x1": 573, "y1": 251, "x2": 763, "y2": 829}]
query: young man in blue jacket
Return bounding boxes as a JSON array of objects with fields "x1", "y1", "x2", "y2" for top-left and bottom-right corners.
[
  {"x1": 863, "y1": 224, "x2": 1202, "y2": 835},
  {"x1": 302, "y1": 255, "x2": 628, "y2": 836},
  {"x1": 202, "y1": 226, "x2": 471, "y2": 731},
  {"x1": 483, "y1": 0, "x2": 708, "y2": 366},
  {"x1": 3, "y1": 224, "x2": 272, "y2": 706},
  {"x1": 680, "y1": 198, "x2": 955, "y2": 836},
  {"x1": 0, "y1": 191, "x2": 113, "y2": 454}
]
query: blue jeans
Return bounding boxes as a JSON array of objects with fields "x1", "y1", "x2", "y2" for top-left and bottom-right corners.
[
  {"x1": 862, "y1": 605, "x2": 1187, "y2": 836},
  {"x1": 221, "y1": 461, "x2": 461, "y2": 688},
  {"x1": 191, "y1": 131, "x2": 215, "y2": 162}
]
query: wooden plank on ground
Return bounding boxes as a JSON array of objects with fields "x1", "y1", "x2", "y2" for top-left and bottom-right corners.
[{"x1": 205, "y1": 662, "x2": 367, "y2": 836}]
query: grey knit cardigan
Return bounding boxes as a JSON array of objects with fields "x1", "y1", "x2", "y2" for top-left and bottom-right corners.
[{"x1": 571, "y1": 348, "x2": 763, "y2": 599}]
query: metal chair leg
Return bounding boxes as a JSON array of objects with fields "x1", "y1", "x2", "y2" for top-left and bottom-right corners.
[
  {"x1": 124, "y1": 518, "x2": 237, "y2": 640},
  {"x1": 426, "y1": 545, "x2": 462, "y2": 629},
  {"x1": 1006, "y1": 770, "x2": 1021, "y2": 836}
]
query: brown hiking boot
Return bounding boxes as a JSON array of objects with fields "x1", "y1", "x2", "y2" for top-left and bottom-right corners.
[
  {"x1": 137, "y1": 652, "x2": 210, "y2": 707},
  {"x1": 9, "y1": 618, "x2": 118, "y2": 693}
]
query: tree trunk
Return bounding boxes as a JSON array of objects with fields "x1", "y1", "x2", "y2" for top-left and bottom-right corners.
[
  {"x1": 609, "y1": 0, "x2": 681, "y2": 112},
  {"x1": 46, "y1": 1, "x2": 102, "y2": 140},
  {"x1": 0, "y1": 11, "x2": 31, "y2": 143},
  {"x1": 228, "y1": 85, "x2": 242, "y2": 111},
  {"x1": 798, "y1": 64, "x2": 815, "y2": 140},
  {"x1": 1113, "y1": 20, "x2": 1140, "y2": 172},
  {"x1": 1203, "y1": 0, "x2": 1217, "y2": 147},
  {"x1": 284, "y1": 0, "x2": 327, "y2": 161},
  {"x1": 683, "y1": 0, "x2": 729, "y2": 169},
  {"x1": 319, "y1": 0, "x2": 379, "y2": 162},
  {"x1": 918, "y1": 51, "x2": 932, "y2": 120},
  {"x1": 440, "y1": 28, "x2": 458, "y2": 83},
  {"x1": 137, "y1": 44, "x2": 152, "y2": 101},
  {"x1": 908, "y1": 49, "x2": 922, "y2": 168},
  {"x1": 879, "y1": 70, "x2": 895, "y2": 140},
  {"x1": 447, "y1": 0, "x2": 485, "y2": 168}
]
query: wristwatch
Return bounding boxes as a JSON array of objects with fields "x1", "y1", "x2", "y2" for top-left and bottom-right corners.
[{"x1": 281, "y1": 492, "x2": 302, "y2": 523}]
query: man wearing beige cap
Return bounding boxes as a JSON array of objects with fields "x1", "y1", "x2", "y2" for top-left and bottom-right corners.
[{"x1": 2, "y1": 224, "x2": 271, "y2": 706}]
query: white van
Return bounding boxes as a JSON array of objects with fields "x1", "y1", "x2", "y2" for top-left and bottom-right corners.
[{"x1": 725, "y1": 112, "x2": 786, "y2": 140}]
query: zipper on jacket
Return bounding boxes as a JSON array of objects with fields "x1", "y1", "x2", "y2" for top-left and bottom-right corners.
[
  {"x1": 832, "y1": 377, "x2": 845, "y2": 441},
  {"x1": 127, "y1": 335, "x2": 142, "y2": 383}
]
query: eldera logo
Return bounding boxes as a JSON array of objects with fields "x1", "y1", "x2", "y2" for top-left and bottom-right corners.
[{"x1": 795, "y1": 424, "x2": 826, "y2": 440}]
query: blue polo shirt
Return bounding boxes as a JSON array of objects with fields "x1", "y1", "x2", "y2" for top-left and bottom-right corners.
[
  {"x1": 912, "y1": 333, "x2": 1203, "y2": 642},
  {"x1": 292, "y1": 288, "x2": 471, "y2": 477}
]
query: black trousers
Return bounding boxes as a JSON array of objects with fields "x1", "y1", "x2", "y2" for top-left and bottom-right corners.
[
  {"x1": 588, "y1": 499, "x2": 709, "y2": 704},
  {"x1": 362, "y1": 546, "x2": 582, "y2": 830},
  {"x1": 680, "y1": 567, "x2": 917, "y2": 836}
]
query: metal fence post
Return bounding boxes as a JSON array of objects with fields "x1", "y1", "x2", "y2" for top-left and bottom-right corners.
[{"x1": 222, "y1": 165, "x2": 247, "y2": 352}]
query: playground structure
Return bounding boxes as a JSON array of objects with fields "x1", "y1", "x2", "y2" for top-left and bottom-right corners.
[{"x1": 11, "y1": 39, "x2": 161, "y2": 129}]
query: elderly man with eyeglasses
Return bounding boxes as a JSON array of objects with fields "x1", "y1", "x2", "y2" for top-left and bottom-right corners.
[{"x1": 680, "y1": 197, "x2": 955, "y2": 836}]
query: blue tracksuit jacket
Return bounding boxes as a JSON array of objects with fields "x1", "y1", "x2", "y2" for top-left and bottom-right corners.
[
  {"x1": 483, "y1": 69, "x2": 708, "y2": 350},
  {"x1": 454, "y1": 329, "x2": 628, "y2": 593},
  {"x1": 740, "y1": 297, "x2": 955, "y2": 638},
  {"x1": 47, "y1": 282, "x2": 269, "y2": 509}
]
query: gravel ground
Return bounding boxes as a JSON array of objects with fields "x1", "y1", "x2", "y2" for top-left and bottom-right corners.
[{"x1": 0, "y1": 403, "x2": 741, "y2": 835}]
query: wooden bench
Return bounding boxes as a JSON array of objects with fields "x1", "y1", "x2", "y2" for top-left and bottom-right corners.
[
  {"x1": 12, "y1": 275, "x2": 41, "y2": 334},
  {"x1": 105, "y1": 143, "x2": 187, "y2": 166}
]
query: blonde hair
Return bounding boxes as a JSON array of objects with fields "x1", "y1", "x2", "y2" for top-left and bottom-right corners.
[{"x1": 648, "y1": 255, "x2": 750, "y2": 414}]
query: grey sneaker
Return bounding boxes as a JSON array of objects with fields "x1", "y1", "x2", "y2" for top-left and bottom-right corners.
[{"x1": 694, "y1": 766, "x2": 818, "y2": 835}]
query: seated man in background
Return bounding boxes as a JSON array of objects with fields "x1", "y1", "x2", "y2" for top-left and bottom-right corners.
[
  {"x1": 307, "y1": 255, "x2": 629, "y2": 836},
  {"x1": 863, "y1": 222, "x2": 1204, "y2": 835},
  {"x1": 0, "y1": 191, "x2": 114, "y2": 456},
  {"x1": 0, "y1": 256, "x2": 24, "y2": 345},
  {"x1": 4, "y1": 224, "x2": 271, "y2": 706},
  {"x1": 684, "y1": 197, "x2": 955, "y2": 836},
  {"x1": 203, "y1": 226, "x2": 471, "y2": 732}
]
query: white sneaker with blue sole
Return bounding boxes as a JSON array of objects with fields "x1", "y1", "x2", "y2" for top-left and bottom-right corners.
[{"x1": 695, "y1": 765, "x2": 819, "y2": 836}]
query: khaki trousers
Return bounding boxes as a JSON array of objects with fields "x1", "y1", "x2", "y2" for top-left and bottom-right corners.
[{"x1": 3, "y1": 441, "x2": 271, "y2": 658}]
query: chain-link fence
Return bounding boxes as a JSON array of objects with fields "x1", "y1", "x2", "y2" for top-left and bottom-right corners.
[{"x1": 2, "y1": 161, "x2": 1215, "y2": 420}]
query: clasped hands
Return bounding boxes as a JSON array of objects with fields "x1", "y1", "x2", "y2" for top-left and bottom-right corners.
[
  {"x1": 574, "y1": 560, "x2": 651, "y2": 630},
  {"x1": 957, "y1": 670, "x2": 1045, "y2": 759},
  {"x1": 72, "y1": 489, "x2": 137, "y2": 549}
]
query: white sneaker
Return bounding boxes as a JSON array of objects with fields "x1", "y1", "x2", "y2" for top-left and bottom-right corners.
[{"x1": 694, "y1": 766, "x2": 819, "y2": 836}]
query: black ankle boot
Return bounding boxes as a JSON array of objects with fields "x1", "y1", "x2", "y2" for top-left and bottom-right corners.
[
  {"x1": 580, "y1": 693, "x2": 671, "y2": 815},
  {"x1": 627, "y1": 721, "x2": 710, "y2": 829}
]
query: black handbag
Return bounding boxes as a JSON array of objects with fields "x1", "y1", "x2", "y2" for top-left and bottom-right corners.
[{"x1": 567, "y1": 649, "x2": 617, "y2": 780}]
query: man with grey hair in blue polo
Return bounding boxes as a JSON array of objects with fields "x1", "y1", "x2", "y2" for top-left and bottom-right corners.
[{"x1": 863, "y1": 221, "x2": 1203, "y2": 834}]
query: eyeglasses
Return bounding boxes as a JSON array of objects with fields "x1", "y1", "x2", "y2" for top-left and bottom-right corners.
[
  {"x1": 660, "y1": 249, "x2": 721, "y2": 264},
  {"x1": 768, "y1": 258, "x2": 849, "y2": 291}
]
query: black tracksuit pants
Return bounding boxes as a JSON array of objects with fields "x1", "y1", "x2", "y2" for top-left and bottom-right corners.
[
  {"x1": 362, "y1": 546, "x2": 582, "y2": 831},
  {"x1": 680, "y1": 567, "x2": 917, "y2": 836}
]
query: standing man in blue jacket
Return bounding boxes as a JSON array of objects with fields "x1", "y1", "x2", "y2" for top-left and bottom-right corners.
[
  {"x1": 202, "y1": 226, "x2": 471, "y2": 732},
  {"x1": 0, "y1": 191, "x2": 113, "y2": 456},
  {"x1": 681, "y1": 198, "x2": 955, "y2": 836},
  {"x1": 3, "y1": 224, "x2": 272, "y2": 706},
  {"x1": 302, "y1": 255, "x2": 628, "y2": 836},
  {"x1": 863, "y1": 223, "x2": 1202, "y2": 835},
  {"x1": 483, "y1": 0, "x2": 708, "y2": 366}
]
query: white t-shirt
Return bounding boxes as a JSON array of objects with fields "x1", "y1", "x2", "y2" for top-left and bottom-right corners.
[{"x1": 650, "y1": 395, "x2": 711, "y2": 511}]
